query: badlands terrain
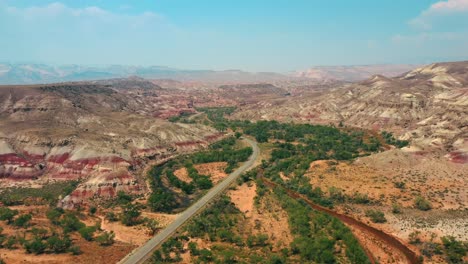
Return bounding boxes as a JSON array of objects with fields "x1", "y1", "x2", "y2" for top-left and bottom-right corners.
[{"x1": 0, "y1": 61, "x2": 466, "y2": 263}]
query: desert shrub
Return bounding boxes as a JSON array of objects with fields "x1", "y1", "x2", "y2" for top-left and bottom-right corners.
[
  {"x1": 329, "y1": 187, "x2": 345, "y2": 203},
  {"x1": 188, "y1": 242, "x2": 199, "y2": 256},
  {"x1": 78, "y1": 226, "x2": 96, "y2": 241},
  {"x1": 120, "y1": 204, "x2": 142, "y2": 226},
  {"x1": 414, "y1": 196, "x2": 432, "y2": 211},
  {"x1": 421, "y1": 241, "x2": 443, "y2": 259},
  {"x1": 144, "y1": 218, "x2": 160, "y2": 236},
  {"x1": 392, "y1": 203, "x2": 402, "y2": 214},
  {"x1": 69, "y1": 245, "x2": 82, "y2": 255},
  {"x1": 116, "y1": 191, "x2": 133, "y2": 205},
  {"x1": 105, "y1": 212, "x2": 118, "y2": 222},
  {"x1": 89, "y1": 206, "x2": 97, "y2": 215},
  {"x1": 409, "y1": 231, "x2": 421, "y2": 244},
  {"x1": 247, "y1": 234, "x2": 269, "y2": 247},
  {"x1": 96, "y1": 231, "x2": 115, "y2": 246},
  {"x1": 60, "y1": 212, "x2": 85, "y2": 233},
  {"x1": 24, "y1": 237, "x2": 47, "y2": 254},
  {"x1": 0, "y1": 207, "x2": 19, "y2": 224},
  {"x1": 393, "y1": 181, "x2": 406, "y2": 189},
  {"x1": 31, "y1": 227, "x2": 48, "y2": 240},
  {"x1": 365, "y1": 210, "x2": 386, "y2": 223},
  {"x1": 47, "y1": 233, "x2": 72, "y2": 253},
  {"x1": 46, "y1": 208, "x2": 64, "y2": 225},
  {"x1": 441, "y1": 236, "x2": 468, "y2": 264},
  {"x1": 13, "y1": 213, "x2": 32, "y2": 228},
  {"x1": 352, "y1": 193, "x2": 370, "y2": 204},
  {"x1": 4, "y1": 236, "x2": 17, "y2": 249}
]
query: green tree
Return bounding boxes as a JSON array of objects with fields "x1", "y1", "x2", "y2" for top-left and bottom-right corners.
[
  {"x1": 13, "y1": 213, "x2": 32, "y2": 228},
  {"x1": 47, "y1": 233, "x2": 72, "y2": 253},
  {"x1": 78, "y1": 226, "x2": 96, "y2": 241},
  {"x1": 0, "y1": 207, "x2": 18, "y2": 224},
  {"x1": 24, "y1": 238, "x2": 47, "y2": 254},
  {"x1": 120, "y1": 204, "x2": 142, "y2": 226}
]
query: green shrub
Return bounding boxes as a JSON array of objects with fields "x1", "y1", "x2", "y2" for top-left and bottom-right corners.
[
  {"x1": 0, "y1": 207, "x2": 19, "y2": 224},
  {"x1": 24, "y1": 238, "x2": 47, "y2": 254},
  {"x1": 69, "y1": 245, "x2": 82, "y2": 255},
  {"x1": 89, "y1": 206, "x2": 97, "y2": 215},
  {"x1": 78, "y1": 226, "x2": 96, "y2": 241},
  {"x1": 60, "y1": 212, "x2": 85, "y2": 233},
  {"x1": 441, "y1": 236, "x2": 468, "y2": 263},
  {"x1": 365, "y1": 210, "x2": 386, "y2": 223},
  {"x1": 414, "y1": 196, "x2": 432, "y2": 211},
  {"x1": 96, "y1": 231, "x2": 115, "y2": 246},
  {"x1": 120, "y1": 204, "x2": 142, "y2": 226},
  {"x1": 105, "y1": 212, "x2": 118, "y2": 222},
  {"x1": 47, "y1": 234, "x2": 72, "y2": 253},
  {"x1": 46, "y1": 208, "x2": 64, "y2": 225},
  {"x1": 13, "y1": 213, "x2": 33, "y2": 228}
]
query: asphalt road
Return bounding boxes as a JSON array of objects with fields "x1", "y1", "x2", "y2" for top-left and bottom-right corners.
[{"x1": 118, "y1": 137, "x2": 259, "y2": 264}]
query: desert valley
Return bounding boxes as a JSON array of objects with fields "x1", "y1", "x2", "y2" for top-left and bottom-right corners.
[{"x1": 0, "y1": 61, "x2": 466, "y2": 264}]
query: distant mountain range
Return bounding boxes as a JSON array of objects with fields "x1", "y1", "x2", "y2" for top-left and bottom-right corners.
[
  {"x1": 0, "y1": 63, "x2": 421, "y2": 84},
  {"x1": 0, "y1": 63, "x2": 288, "y2": 84},
  {"x1": 292, "y1": 64, "x2": 421, "y2": 82}
]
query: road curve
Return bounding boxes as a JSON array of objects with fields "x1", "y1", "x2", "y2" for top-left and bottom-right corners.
[{"x1": 118, "y1": 137, "x2": 259, "y2": 264}]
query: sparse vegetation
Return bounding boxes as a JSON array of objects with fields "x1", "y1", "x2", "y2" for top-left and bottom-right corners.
[
  {"x1": 414, "y1": 196, "x2": 432, "y2": 211},
  {"x1": 0, "y1": 181, "x2": 79, "y2": 206},
  {"x1": 365, "y1": 209, "x2": 387, "y2": 223},
  {"x1": 381, "y1": 131, "x2": 409, "y2": 148}
]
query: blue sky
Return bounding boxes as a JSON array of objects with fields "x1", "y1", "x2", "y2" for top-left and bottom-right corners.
[{"x1": 1, "y1": 0, "x2": 467, "y2": 71}]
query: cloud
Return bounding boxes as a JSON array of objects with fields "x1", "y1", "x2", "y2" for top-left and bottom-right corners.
[{"x1": 410, "y1": 0, "x2": 468, "y2": 29}]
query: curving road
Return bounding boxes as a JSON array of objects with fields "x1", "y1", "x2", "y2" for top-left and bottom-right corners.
[{"x1": 118, "y1": 137, "x2": 259, "y2": 264}]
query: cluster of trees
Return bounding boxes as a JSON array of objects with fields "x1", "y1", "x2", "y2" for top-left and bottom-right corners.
[
  {"x1": 147, "y1": 164, "x2": 179, "y2": 213},
  {"x1": 148, "y1": 136, "x2": 252, "y2": 213},
  {"x1": 273, "y1": 187, "x2": 370, "y2": 264},
  {"x1": 191, "y1": 147, "x2": 252, "y2": 173},
  {"x1": 0, "y1": 207, "x2": 115, "y2": 256},
  {"x1": 153, "y1": 194, "x2": 283, "y2": 263},
  {"x1": 381, "y1": 131, "x2": 409, "y2": 148},
  {"x1": 168, "y1": 111, "x2": 196, "y2": 123},
  {"x1": 0, "y1": 207, "x2": 32, "y2": 228}
]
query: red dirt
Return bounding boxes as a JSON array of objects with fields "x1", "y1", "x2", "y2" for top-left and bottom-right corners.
[{"x1": 261, "y1": 176, "x2": 421, "y2": 264}]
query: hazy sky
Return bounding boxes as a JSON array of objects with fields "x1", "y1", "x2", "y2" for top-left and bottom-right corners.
[{"x1": 1, "y1": 0, "x2": 467, "y2": 71}]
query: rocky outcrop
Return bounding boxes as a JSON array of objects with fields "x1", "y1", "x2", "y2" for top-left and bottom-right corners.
[{"x1": 0, "y1": 80, "x2": 222, "y2": 208}]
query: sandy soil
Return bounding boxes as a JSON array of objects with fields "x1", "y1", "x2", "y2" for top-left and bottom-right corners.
[
  {"x1": 228, "y1": 182, "x2": 293, "y2": 251},
  {"x1": 304, "y1": 149, "x2": 468, "y2": 260},
  {"x1": 194, "y1": 162, "x2": 228, "y2": 184},
  {"x1": 99, "y1": 211, "x2": 178, "y2": 246},
  {"x1": 173, "y1": 167, "x2": 192, "y2": 183},
  {"x1": 0, "y1": 232, "x2": 134, "y2": 264}
]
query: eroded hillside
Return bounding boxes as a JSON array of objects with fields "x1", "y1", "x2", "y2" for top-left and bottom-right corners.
[
  {"x1": 232, "y1": 61, "x2": 468, "y2": 163},
  {"x1": 0, "y1": 81, "x2": 222, "y2": 208}
]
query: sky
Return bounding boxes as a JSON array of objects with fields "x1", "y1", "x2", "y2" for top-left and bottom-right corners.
[{"x1": 0, "y1": 0, "x2": 467, "y2": 72}]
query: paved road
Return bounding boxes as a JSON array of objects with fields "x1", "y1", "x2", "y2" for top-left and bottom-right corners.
[{"x1": 118, "y1": 137, "x2": 259, "y2": 264}]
